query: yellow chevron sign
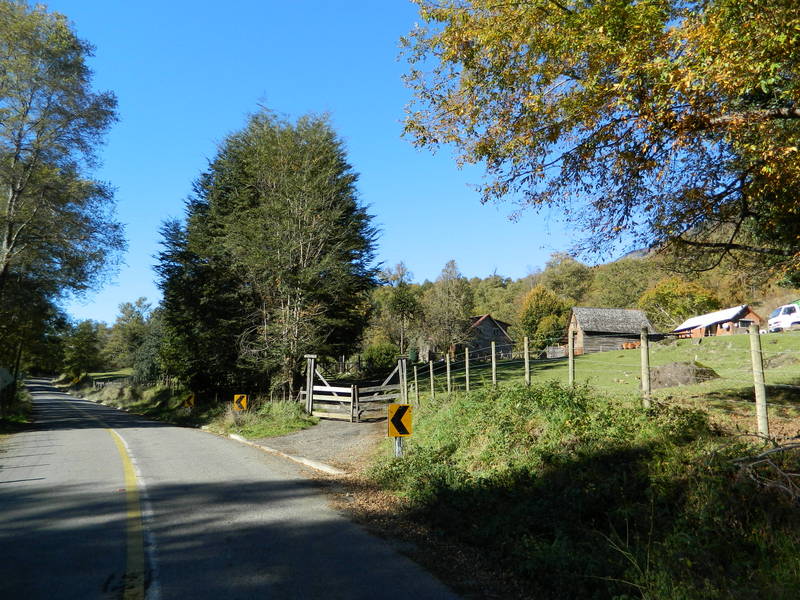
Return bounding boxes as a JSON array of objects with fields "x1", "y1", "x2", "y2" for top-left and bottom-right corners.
[
  {"x1": 388, "y1": 404, "x2": 412, "y2": 437},
  {"x1": 233, "y1": 394, "x2": 248, "y2": 411}
]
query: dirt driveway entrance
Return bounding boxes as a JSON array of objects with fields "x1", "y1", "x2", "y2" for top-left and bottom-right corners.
[{"x1": 251, "y1": 418, "x2": 386, "y2": 472}]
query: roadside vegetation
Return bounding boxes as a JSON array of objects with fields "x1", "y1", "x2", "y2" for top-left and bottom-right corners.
[
  {"x1": 0, "y1": 386, "x2": 32, "y2": 434},
  {"x1": 367, "y1": 382, "x2": 800, "y2": 599},
  {"x1": 62, "y1": 371, "x2": 317, "y2": 438}
]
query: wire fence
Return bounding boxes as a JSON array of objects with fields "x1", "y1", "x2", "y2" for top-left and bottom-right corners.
[{"x1": 392, "y1": 328, "x2": 800, "y2": 438}]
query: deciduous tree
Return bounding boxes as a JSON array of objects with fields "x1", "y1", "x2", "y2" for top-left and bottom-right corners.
[
  {"x1": 403, "y1": 0, "x2": 800, "y2": 273},
  {"x1": 638, "y1": 277, "x2": 722, "y2": 331},
  {"x1": 422, "y1": 260, "x2": 474, "y2": 355},
  {"x1": 0, "y1": 1, "x2": 122, "y2": 293}
]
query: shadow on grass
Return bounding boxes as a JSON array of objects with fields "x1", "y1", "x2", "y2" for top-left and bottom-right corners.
[{"x1": 387, "y1": 440, "x2": 800, "y2": 600}]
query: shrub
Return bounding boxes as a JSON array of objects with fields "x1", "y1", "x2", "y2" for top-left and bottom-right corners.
[{"x1": 362, "y1": 342, "x2": 399, "y2": 375}]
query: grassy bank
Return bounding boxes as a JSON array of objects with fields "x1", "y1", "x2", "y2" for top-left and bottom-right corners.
[
  {"x1": 369, "y1": 383, "x2": 800, "y2": 599},
  {"x1": 73, "y1": 376, "x2": 317, "y2": 438}
]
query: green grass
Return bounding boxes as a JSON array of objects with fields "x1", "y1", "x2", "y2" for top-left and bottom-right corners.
[
  {"x1": 369, "y1": 383, "x2": 800, "y2": 599},
  {"x1": 210, "y1": 400, "x2": 319, "y2": 439},
  {"x1": 87, "y1": 368, "x2": 134, "y2": 379}
]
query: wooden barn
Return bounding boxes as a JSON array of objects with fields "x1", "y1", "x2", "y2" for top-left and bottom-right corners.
[
  {"x1": 462, "y1": 314, "x2": 514, "y2": 358},
  {"x1": 568, "y1": 307, "x2": 656, "y2": 354},
  {"x1": 672, "y1": 305, "x2": 764, "y2": 338},
  {"x1": 418, "y1": 314, "x2": 514, "y2": 361}
]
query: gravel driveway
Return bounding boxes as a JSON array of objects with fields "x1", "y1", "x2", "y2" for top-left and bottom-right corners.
[{"x1": 251, "y1": 418, "x2": 387, "y2": 471}]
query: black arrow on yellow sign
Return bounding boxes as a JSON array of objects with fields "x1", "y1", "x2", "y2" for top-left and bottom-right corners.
[
  {"x1": 233, "y1": 394, "x2": 248, "y2": 411},
  {"x1": 388, "y1": 404, "x2": 412, "y2": 437}
]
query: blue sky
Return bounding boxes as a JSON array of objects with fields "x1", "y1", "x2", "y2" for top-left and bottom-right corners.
[{"x1": 52, "y1": 1, "x2": 578, "y2": 324}]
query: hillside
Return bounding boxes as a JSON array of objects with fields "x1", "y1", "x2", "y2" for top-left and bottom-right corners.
[{"x1": 365, "y1": 383, "x2": 800, "y2": 599}]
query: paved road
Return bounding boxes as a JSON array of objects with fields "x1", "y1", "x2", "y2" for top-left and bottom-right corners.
[{"x1": 0, "y1": 380, "x2": 458, "y2": 599}]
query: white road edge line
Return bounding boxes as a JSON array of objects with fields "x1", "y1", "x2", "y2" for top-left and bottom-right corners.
[{"x1": 227, "y1": 434, "x2": 346, "y2": 476}]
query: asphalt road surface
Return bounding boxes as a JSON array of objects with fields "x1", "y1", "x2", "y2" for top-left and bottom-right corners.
[{"x1": 0, "y1": 380, "x2": 458, "y2": 599}]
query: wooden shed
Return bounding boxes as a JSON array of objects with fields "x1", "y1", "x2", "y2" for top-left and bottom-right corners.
[
  {"x1": 568, "y1": 307, "x2": 656, "y2": 354},
  {"x1": 672, "y1": 305, "x2": 764, "y2": 338}
]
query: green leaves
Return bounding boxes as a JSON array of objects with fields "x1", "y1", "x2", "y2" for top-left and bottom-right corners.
[{"x1": 404, "y1": 0, "x2": 800, "y2": 274}]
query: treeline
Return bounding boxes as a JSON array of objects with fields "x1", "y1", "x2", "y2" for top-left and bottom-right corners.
[{"x1": 361, "y1": 251, "x2": 783, "y2": 367}]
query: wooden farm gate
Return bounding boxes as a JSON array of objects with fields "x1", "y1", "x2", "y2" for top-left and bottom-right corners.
[{"x1": 301, "y1": 355, "x2": 406, "y2": 422}]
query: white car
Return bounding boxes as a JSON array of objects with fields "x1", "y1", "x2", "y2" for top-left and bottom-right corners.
[{"x1": 768, "y1": 301, "x2": 800, "y2": 332}]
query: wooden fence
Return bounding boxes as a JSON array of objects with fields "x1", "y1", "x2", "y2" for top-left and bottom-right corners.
[{"x1": 301, "y1": 356, "x2": 405, "y2": 422}]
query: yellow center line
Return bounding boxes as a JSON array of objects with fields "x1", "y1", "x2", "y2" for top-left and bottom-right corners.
[
  {"x1": 109, "y1": 429, "x2": 146, "y2": 600},
  {"x1": 67, "y1": 399, "x2": 146, "y2": 599}
]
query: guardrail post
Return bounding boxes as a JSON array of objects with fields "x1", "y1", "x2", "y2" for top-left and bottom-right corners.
[{"x1": 749, "y1": 323, "x2": 769, "y2": 437}]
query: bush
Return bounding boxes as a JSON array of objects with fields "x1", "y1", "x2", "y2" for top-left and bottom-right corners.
[{"x1": 362, "y1": 342, "x2": 399, "y2": 375}]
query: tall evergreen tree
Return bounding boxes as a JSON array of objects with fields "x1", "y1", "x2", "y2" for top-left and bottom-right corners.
[{"x1": 158, "y1": 111, "x2": 377, "y2": 397}]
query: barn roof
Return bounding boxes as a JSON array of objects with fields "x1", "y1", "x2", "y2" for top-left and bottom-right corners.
[
  {"x1": 673, "y1": 305, "x2": 750, "y2": 333},
  {"x1": 470, "y1": 314, "x2": 513, "y2": 340},
  {"x1": 571, "y1": 307, "x2": 655, "y2": 334}
]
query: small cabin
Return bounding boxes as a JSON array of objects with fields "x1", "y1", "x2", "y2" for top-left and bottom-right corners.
[
  {"x1": 568, "y1": 307, "x2": 656, "y2": 354},
  {"x1": 673, "y1": 305, "x2": 764, "y2": 338}
]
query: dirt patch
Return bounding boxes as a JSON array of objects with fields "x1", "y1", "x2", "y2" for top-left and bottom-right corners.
[
  {"x1": 252, "y1": 418, "x2": 386, "y2": 471},
  {"x1": 764, "y1": 353, "x2": 800, "y2": 370},
  {"x1": 651, "y1": 361, "x2": 720, "y2": 390}
]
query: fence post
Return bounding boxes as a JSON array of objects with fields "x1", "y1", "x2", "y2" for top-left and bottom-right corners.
[
  {"x1": 749, "y1": 323, "x2": 769, "y2": 437},
  {"x1": 304, "y1": 354, "x2": 317, "y2": 414},
  {"x1": 413, "y1": 365, "x2": 420, "y2": 405},
  {"x1": 491, "y1": 341, "x2": 497, "y2": 388},
  {"x1": 351, "y1": 384, "x2": 359, "y2": 423},
  {"x1": 465, "y1": 348, "x2": 470, "y2": 392},
  {"x1": 640, "y1": 327, "x2": 651, "y2": 409},
  {"x1": 398, "y1": 357, "x2": 408, "y2": 404},
  {"x1": 524, "y1": 336, "x2": 531, "y2": 387},
  {"x1": 429, "y1": 360, "x2": 435, "y2": 400},
  {"x1": 568, "y1": 330, "x2": 575, "y2": 387},
  {"x1": 446, "y1": 353, "x2": 452, "y2": 394}
]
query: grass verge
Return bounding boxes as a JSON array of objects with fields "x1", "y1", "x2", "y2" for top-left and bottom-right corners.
[
  {"x1": 73, "y1": 378, "x2": 318, "y2": 438},
  {"x1": 207, "y1": 401, "x2": 319, "y2": 438},
  {"x1": 362, "y1": 382, "x2": 800, "y2": 599}
]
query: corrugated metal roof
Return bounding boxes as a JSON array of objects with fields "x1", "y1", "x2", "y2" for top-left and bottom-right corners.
[
  {"x1": 571, "y1": 307, "x2": 655, "y2": 334},
  {"x1": 673, "y1": 305, "x2": 749, "y2": 332}
]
